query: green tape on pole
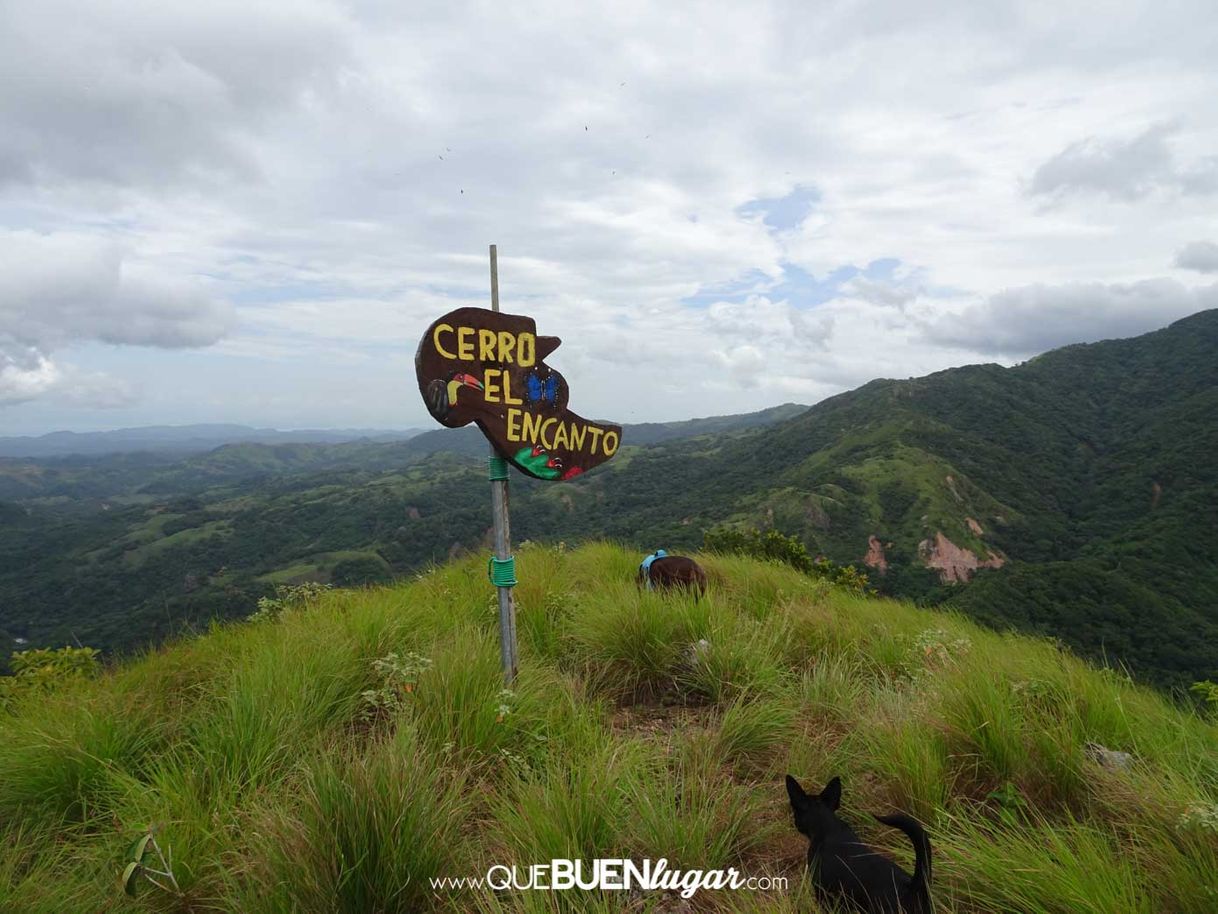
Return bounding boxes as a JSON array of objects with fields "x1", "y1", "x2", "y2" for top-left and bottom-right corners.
[
  {"x1": 488, "y1": 555, "x2": 517, "y2": 587},
  {"x1": 488, "y1": 456, "x2": 510, "y2": 481}
]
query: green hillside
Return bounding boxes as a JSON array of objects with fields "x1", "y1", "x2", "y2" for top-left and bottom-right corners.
[
  {"x1": 550, "y1": 308, "x2": 1218, "y2": 689},
  {"x1": 2, "y1": 313, "x2": 1215, "y2": 690},
  {"x1": 2, "y1": 544, "x2": 1216, "y2": 913}
]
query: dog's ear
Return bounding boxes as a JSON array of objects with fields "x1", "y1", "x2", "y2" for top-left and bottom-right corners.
[
  {"x1": 785, "y1": 774, "x2": 809, "y2": 807},
  {"x1": 819, "y1": 776, "x2": 842, "y2": 811}
]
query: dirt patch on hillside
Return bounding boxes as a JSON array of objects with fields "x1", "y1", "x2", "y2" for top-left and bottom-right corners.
[
  {"x1": 864, "y1": 535, "x2": 888, "y2": 574},
  {"x1": 918, "y1": 531, "x2": 1004, "y2": 583}
]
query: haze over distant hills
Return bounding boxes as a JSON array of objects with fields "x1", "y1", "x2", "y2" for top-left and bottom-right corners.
[
  {"x1": 0, "y1": 404, "x2": 813, "y2": 461},
  {"x1": 0, "y1": 424, "x2": 426, "y2": 459}
]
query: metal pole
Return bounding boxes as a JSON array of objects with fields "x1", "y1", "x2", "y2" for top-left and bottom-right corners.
[
  {"x1": 488, "y1": 244, "x2": 518, "y2": 683},
  {"x1": 490, "y1": 243, "x2": 500, "y2": 312}
]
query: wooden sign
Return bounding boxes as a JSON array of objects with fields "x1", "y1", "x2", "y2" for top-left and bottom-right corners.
[{"x1": 415, "y1": 306, "x2": 623, "y2": 480}]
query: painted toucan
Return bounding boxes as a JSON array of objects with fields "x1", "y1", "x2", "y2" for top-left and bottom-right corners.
[
  {"x1": 446, "y1": 372, "x2": 484, "y2": 406},
  {"x1": 425, "y1": 372, "x2": 484, "y2": 422}
]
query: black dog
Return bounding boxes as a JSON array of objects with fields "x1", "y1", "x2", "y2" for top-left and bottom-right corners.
[{"x1": 786, "y1": 775, "x2": 932, "y2": 913}]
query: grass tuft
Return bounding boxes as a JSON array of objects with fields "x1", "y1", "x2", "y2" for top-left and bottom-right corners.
[{"x1": 234, "y1": 725, "x2": 469, "y2": 913}]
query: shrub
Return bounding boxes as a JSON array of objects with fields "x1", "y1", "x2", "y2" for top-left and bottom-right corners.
[
  {"x1": 359, "y1": 651, "x2": 433, "y2": 724},
  {"x1": 1190, "y1": 680, "x2": 1218, "y2": 715},
  {"x1": 331, "y1": 555, "x2": 393, "y2": 587},
  {"x1": 704, "y1": 526, "x2": 869, "y2": 592},
  {"x1": 247, "y1": 582, "x2": 330, "y2": 622},
  {"x1": 0, "y1": 646, "x2": 100, "y2": 711}
]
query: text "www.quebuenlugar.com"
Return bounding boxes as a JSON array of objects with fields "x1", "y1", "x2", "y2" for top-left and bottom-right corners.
[{"x1": 430, "y1": 858, "x2": 789, "y2": 899}]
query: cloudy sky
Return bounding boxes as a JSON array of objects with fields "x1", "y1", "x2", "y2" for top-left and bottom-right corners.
[{"x1": 2, "y1": 0, "x2": 1217, "y2": 435}]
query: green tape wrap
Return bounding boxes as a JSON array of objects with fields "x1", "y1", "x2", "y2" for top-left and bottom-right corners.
[
  {"x1": 488, "y1": 456, "x2": 510, "y2": 481},
  {"x1": 488, "y1": 555, "x2": 517, "y2": 587}
]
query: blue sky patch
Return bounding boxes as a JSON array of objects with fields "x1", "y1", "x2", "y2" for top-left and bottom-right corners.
[
  {"x1": 683, "y1": 257, "x2": 905, "y2": 309},
  {"x1": 737, "y1": 185, "x2": 820, "y2": 232},
  {"x1": 862, "y1": 257, "x2": 900, "y2": 280},
  {"x1": 682, "y1": 269, "x2": 772, "y2": 307}
]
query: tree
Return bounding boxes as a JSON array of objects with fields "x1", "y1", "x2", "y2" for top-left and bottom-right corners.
[{"x1": 331, "y1": 555, "x2": 393, "y2": 587}]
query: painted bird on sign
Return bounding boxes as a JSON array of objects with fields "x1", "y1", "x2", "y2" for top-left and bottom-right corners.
[{"x1": 425, "y1": 372, "x2": 483, "y2": 420}]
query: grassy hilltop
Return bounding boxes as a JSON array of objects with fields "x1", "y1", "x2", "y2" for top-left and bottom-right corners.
[{"x1": 2, "y1": 543, "x2": 1217, "y2": 913}]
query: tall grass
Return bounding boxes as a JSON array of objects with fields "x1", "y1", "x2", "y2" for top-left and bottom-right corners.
[
  {"x1": 936, "y1": 809, "x2": 1155, "y2": 914},
  {"x1": 234, "y1": 725, "x2": 469, "y2": 913},
  {"x1": 627, "y1": 733, "x2": 769, "y2": 869},
  {"x1": 0, "y1": 685, "x2": 164, "y2": 825},
  {"x1": 564, "y1": 586, "x2": 709, "y2": 698},
  {"x1": 714, "y1": 693, "x2": 797, "y2": 775},
  {"x1": 1, "y1": 542, "x2": 1216, "y2": 913},
  {"x1": 493, "y1": 736, "x2": 644, "y2": 863}
]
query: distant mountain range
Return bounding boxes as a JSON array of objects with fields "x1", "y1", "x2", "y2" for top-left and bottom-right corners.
[
  {"x1": 0, "y1": 424, "x2": 426, "y2": 459},
  {"x1": 0, "y1": 403, "x2": 811, "y2": 460},
  {"x1": 2, "y1": 312, "x2": 1215, "y2": 689}
]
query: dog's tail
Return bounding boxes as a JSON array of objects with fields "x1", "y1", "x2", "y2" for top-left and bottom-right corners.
[{"x1": 876, "y1": 812, "x2": 932, "y2": 898}]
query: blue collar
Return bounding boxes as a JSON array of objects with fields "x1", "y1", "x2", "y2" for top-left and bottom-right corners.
[{"x1": 640, "y1": 550, "x2": 667, "y2": 573}]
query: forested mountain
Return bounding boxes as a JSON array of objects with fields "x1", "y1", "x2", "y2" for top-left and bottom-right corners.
[
  {"x1": 2, "y1": 312, "x2": 1214, "y2": 688},
  {"x1": 563, "y1": 307, "x2": 1218, "y2": 689}
]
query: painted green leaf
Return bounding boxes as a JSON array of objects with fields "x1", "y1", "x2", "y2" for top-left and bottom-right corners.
[
  {"x1": 126, "y1": 833, "x2": 152, "y2": 863},
  {"x1": 122, "y1": 861, "x2": 142, "y2": 896}
]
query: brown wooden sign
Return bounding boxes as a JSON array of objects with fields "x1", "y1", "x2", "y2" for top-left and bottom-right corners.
[{"x1": 415, "y1": 307, "x2": 623, "y2": 480}]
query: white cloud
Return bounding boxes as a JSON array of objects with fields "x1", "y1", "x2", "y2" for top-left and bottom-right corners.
[
  {"x1": 842, "y1": 272, "x2": 929, "y2": 311},
  {"x1": 923, "y1": 278, "x2": 1216, "y2": 356},
  {"x1": 0, "y1": 357, "x2": 138, "y2": 408},
  {"x1": 0, "y1": 350, "x2": 59, "y2": 405},
  {"x1": 0, "y1": 231, "x2": 232, "y2": 407},
  {"x1": 714, "y1": 343, "x2": 767, "y2": 388},
  {"x1": 1, "y1": 0, "x2": 1217, "y2": 431},
  {"x1": 1028, "y1": 122, "x2": 1218, "y2": 202},
  {"x1": 0, "y1": 1, "x2": 352, "y2": 189},
  {"x1": 1175, "y1": 240, "x2": 1218, "y2": 273},
  {"x1": 0, "y1": 232, "x2": 232, "y2": 350}
]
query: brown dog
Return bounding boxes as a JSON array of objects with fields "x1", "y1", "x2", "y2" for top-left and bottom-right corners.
[{"x1": 639, "y1": 552, "x2": 707, "y2": 598}]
